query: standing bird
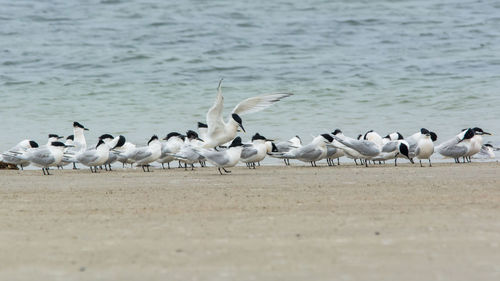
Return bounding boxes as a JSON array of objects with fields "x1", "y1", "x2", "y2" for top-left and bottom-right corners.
[
  {"x1": 68, "y1": 121, "x2": 89, "y2": 169},
  {"x1": 240, "y1": 133, "x2": 273, "y2": 168},
  {"x1": 203, "y1": 79, "x2": 292, "y2": 148},
  {"x1": 74, "y1": 139, "x2": 111, "y2": 173},
  {"x1": 14, "y1": 141, "x2": 68, "y2": 175},
  {"x1": 406, "y1": 128, "x2": 437, "y2": 159},
  {"x1": 464, "y1": 127, "x2": 492, "y2": 162},
  {"x1": 272, "y1": 135, "x2": 302, "y2": 166},
  {"x1": 117, "y1": 135, "x2": 162, "y2": 172},
  {"x1": 195, "y1": 137, "x2": 244, "y2": 175},
  {"x1": 372, "y1": 140, "x2": 412, "y2": 166},
  {"x1": 414, "y1": 132, "x2": 435, "y2": 167},
  {"x1": 270, "y1": 134, "x2": 333, "y2": 167},
  {"x1": 436, "y1": 128, "x2": 475, "y2": 163},
  {"x1": 332, "y1": 132, "x2": 382, "y2": 167},
  {"x1": 172, "y1": 130, "x2": 205, "y2": 170},
  {"x1": 1, "y1": 139, "x2": 39, "y2": 170},
  {"x1": 157, "y1": 132, "x2": 185, "y2": 169}
]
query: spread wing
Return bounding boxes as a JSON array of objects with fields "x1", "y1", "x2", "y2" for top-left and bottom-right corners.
[
  {"x1": 231, "y1": 93, "x2": 293, "y2": 116},
  {"x1": 206, "y1": 79, "x2": 225, "y2": 137}
]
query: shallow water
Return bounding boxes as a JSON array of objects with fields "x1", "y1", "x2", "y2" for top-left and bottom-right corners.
[{"x1": 1, "y1": 0, "x2": 500, "y2": 152}]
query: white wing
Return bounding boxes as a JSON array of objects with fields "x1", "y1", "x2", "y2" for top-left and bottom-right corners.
[
  {"x1": 206, "y1": 79, "x2": 225, "y2": 136},
  {"x1": 231, "y1": 93, "x2": 293, "y2": 116}
]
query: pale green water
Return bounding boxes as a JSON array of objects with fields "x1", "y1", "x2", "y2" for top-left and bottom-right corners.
[{"x1": 1, "y1": 0, "x2": 500, "y2": 150}]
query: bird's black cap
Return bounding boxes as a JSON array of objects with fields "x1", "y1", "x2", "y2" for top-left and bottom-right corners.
[
  {"x1": 114, "y1": 135, "x2": 126, "y2": 148},
  {"x1": 252, "y1": 133, "x2": 267, "y2": 142},
  {"x1": 48, "y1": 134, "x2": 62, "y2": 139},
  {"x1": 229, "y1": 137, "x2": 243, "y2": 148},
  {"x1": 186, "y1": 130, "x2": 199, "y2": 139},
  {"x1": 332, "y1": 129, "x2": 342, "y2": 136},
  {"x1": 420, "y1": 128, "x2": 430, "y2": 134},
  {"x1": 51, "y1": 141, "x2": 66, "y2": 147},
  {"x1": 29, "y1": 140, "x2": 39, "y2": 148},
  {"x1": 463, "y1": 128, "x2": 475, "y2": 140},
  {"x1": 363, "y1": 130, "x2": 374, "y2": 140},
  {"x1": 430, "y1": 132, "x2": 438, "y2": 142},
  {"x1": 99, "y1": 134, "x2": 114, "y2": 140},
  {"x1": 148, "y1": 135, "x2": 159, "y2": 145},
  {"x1": 198, "y1": 122, "x2": 208, "y2": 128},
  {"x1": 396, "y1": 132, "x2": 404, "y2": 140},
  {"x1": 96, "y1": 139, "x2": 105, "y2": 148},
  {"x1": 66, "y1": 135, "x2": 74, "y2": 141},
  {"x1": 321, "y1": 134, "x2": 334, "y2": 143},
  {"x1": 73, "y1": 121, "x2": 87, "y2": 130},
  {"x1": 164, "y1": 132, "x2": 182, "y2": 141}
]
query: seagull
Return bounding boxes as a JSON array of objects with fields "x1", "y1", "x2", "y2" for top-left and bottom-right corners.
[
  {"x1": 332, "y1": 131, "x2": 382, "y2": 167},
  {"x1": 436, "y1": 128, "x2": 475, "y2": 163},
  {"x1": 270, "y1": 134, "x2": 333, "y2": 167},
  {"x1": 464, "y1": 127, "x2": 492, "y2": 162},
  {"x1": 14, "y1": 141, "x2": 68, "y2": 175},
  {"x1": 203, "y1": 79, "x2": 292, "y2": 148},
  {"x1": 1, "y1": 139, "x2": 39, "y2": 170},
  {"x1": 74, "y1": 139, "x2": 111, "y2": 173},
  {"x1": 414, "y1": 132, "x2": 435, "y2": 167},
  {"x1": 157, "y1": 132, "x2": 185, "y2": 169},
  {"x1": 195, "y1": 137, "x2": 244, "y2": 175},
  {"x1": 272, "y1": 135, "x2": 302, "y2": 166},
  {"x1": 240, "y1": 133, "x2": 273, "y2": 169},
  {"x1": 117, "y1": 135, "x2": 162, "y2": 172}
]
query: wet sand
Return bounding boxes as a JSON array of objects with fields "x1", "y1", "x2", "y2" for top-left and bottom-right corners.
[{"x1": 1, "y1": 162, "x2": 499, "y2": 280}]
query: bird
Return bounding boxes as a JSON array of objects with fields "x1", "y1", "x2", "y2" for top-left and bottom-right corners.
[
  {"x1": 114, "y1": 138, "x2": 137, "y2": 168},
  {"x1": 73, "y1": 139, "x2": 111, "y2": 173},
  {"x1": 270, "y1": 134, "x2": 333, "y2": 167},
  {"x1": 197, "y1": 122, "x2": 208, "y2": 141},
  {"x1": 325, "y1": 144, "x2": 344, "y2": 166},
  {"x1": 272, "y1": 135, "x2": 302, "y2": 166},
  {"x1": 98, "y1": 134, "x2": 125, "y2": 171},
  {"x1": 240, "y1": 133, "x2": 273, "y2": 169},
  {"x1": 195, "y1": 137, "x2": 244, "y2": 175},
  {"x1": 464, "y1": 127, "x2": 492, "y2": 162},
  {"x1": 66, "y1": 122, "x2": 89, "y2": 169},
  {"x1": 203, "y1": 79, "x2": 292, "y2": 148},
  {"x1": 14, "y1": 141, "x2": 68, "y2": 175},
  {"x1": 1, "y1": 139, "x2": 39, "y2": 170},
  {"x1": 117, "y1": 135, "x2": 162, "y2": 172},
  {"x1": 406, "y1": 128, "x2": 437, "y2": 159},
  {"x1": 156, "y1": 132, "x2": 185, "y2": 169},
  {"x1": 171, "y1": 130, "x2": 205, "y2": 170},
  {"x1": 414, "y1": 131, "x2": 435, "y2": 167},
  {"x1": 436, "y1": 128, "x2": 475, "y2": 163},
  {"x1": 479, "y1": 144, "x2": 496, "y2": 159},
  {"x1": 372, "y1": 140, "x2": 412, "y2": 166},
  {"x1": 331, "y1": 131, "x2": 382, "y2": 167}
]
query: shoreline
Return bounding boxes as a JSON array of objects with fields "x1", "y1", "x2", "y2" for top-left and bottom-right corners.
[{"x1": 1, "y1": 163, "x2": 499, "y2": 280}]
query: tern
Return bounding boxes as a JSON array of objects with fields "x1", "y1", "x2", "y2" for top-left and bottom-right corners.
[
  {"x1": 240, "y1": 133, "x2": 273, "y2": 169},
  {"x1": 406, "y1": 128, "x2": 437, "y2": 158},
  {"x1": 464, "y1": 127, "x2": 492, "y2": 162},
  {"x1": 171, "y1": 130, "x2": 205, "y2": 170},
  {"x1": 195, "y1": 137, "x2": 244, "y2": 175},
  {"x1": 414, "y1": 132, "x2": 435, "y2": 167},
  {"x1": 203, "y1": 79, "x2": 292, "y2": 148},
  {"x1": 15, "y1": 141, "x2": 68, "y2": 175},
  {"x1": 117, "y1": 135, "x2": 162, "y2": 172},
  {"x1": 372, "y1": 140, "x2": 412, "y2": 166},
  {"x1": 74, "y1": 139, "x2": 111, "y2": 173},
  {"x1": 272, "y1": 135, "x2": 302, "y2": 166},
  {"x1": 436, "y1": 128, "x2": 475, "y2": 163},
  {"x1": 270, "y1": 134, "x2": 333, "y2": 167},
  {"x1": 1, "y1": 139, "x2": 39, "y2": 170},
  {"x1": 332, "y1": 131, "x2": 382, "y2": 167},
  {"x1": 157, "y1": 132, "x2": 185, "y2": 169}
]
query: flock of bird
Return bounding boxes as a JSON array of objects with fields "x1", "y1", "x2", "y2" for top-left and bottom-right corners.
[{"x1": 1, "y1": 80, "x2": 497, "y2": 175}]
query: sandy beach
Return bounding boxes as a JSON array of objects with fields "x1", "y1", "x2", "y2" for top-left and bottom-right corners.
[{"x1": 1, "y1": 162, "x2": 499, "y2": 280}]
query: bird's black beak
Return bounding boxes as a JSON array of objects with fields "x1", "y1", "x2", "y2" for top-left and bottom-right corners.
[
  {"x1": 197, "y1": 137, "x2": 204, "y2": 142},
  {"x1": 483, "y1": 132, "x2": 492, "y2": 135},
  {"x1": 239, "y1": 124, "x2": 246, "y2": 133},
  {"x1": 84, "y1": 128, "x2": 89, "y2": 131}
]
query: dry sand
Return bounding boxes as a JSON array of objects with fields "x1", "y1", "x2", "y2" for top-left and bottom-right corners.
[{"x1": 1, "y1": 162, "x2": 499, "y2": 280}]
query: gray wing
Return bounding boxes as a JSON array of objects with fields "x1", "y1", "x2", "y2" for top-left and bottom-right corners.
[
  {"x1": 29, "y1": 149, "x2": 55, "y2": 165},
  {"x1": 294, "y1": 144, "x2": 321, "y2": 160},
  {"x1": 337, "y1": 138, "x2": 380, "y2": 156},
  {"x1": 76, "y1": 151, "x2": 99, "y2": 164},
  {"x1": 326, "y1": 146, "x2": 338, "y2": 157},
  {"x1": 438, "y1": 144, "x2": 467, "y2": 158},
  {"x1": 204, "y1": 151, "x2": 230, "y2": 166},
  {"x1": 130, "y1": 147, "x2": 152, "y2": 161},
  {"x1": 241, "y1": 147, "x2": 258, "y2": 159},
  {"x1": 381, "y1": 141, "x2": 398, "y2": 153}
]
